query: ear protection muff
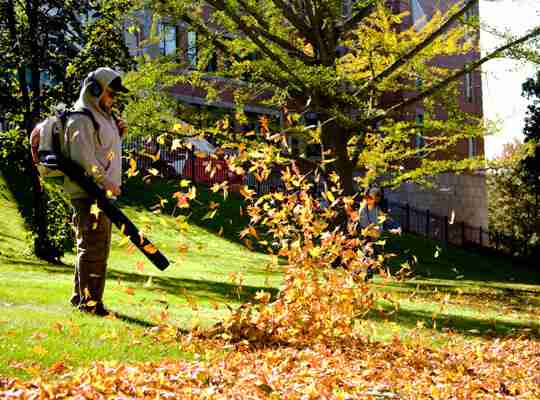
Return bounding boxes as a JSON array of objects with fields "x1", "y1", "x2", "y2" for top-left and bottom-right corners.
[{"x1": 86, "y1": 72, "x2": 102, "y2": 98}]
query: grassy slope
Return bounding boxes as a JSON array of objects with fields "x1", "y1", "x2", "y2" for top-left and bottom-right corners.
[
  {"x1": 371, "y1": 233, "x2": 540, "y2": 344},
  {"x1": 0, "y1": 174, "x2": 278, "y2": 379},
  {"x1": 1, "y1": 173, "x2": 539, "y2": 380}
]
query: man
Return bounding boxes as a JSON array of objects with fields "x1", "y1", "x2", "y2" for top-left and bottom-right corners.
[
  {"x1": 359, "y1": 187, "x2": 401, "y2": 236},
  {"x1": 65, "y1": 67, "x2": 128, "y2": 316},
  {"x1": 357, "y1": 187, "x2": 401, "y2": 281}
]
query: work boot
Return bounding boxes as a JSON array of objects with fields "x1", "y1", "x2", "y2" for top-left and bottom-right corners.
[
  {"x1": 364, "y1": 266, "x2": 374, "y2": 282},
  {"x1": 94, "y1": 302, "x2": 111, "y2": 317},
  {"x1": 79, "y1": 301, "x2": 110, "y2": 317},
  {"x1": 70, "y1": 293, "x2": 81, "y2": 307}
]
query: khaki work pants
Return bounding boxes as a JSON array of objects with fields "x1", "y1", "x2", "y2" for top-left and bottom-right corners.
[{"x1": 71, "y1": 198, "x2": 112, "y2": 305}]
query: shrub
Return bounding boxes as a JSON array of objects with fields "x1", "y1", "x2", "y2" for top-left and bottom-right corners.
[
  {"x1": 0, "y1": 128, "x2": 75, "y2": 261},
  {"x1": 487, "y1": 142, "x2": 540, "y2": 259}
]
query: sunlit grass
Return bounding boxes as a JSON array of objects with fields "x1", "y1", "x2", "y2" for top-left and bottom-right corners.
[{"x1": 1, "y1": 172, "x2": 539, "y2": 380}]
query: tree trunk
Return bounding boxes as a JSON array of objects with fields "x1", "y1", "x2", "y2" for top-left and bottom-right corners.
[
  {"x1": 321, "y1": 119, "x2": 355, "y2": 195},
  {"x1": 6, "y1": 0, "x2": 56, "y2": 262}
]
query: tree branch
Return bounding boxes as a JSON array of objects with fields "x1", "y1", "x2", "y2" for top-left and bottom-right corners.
[
  {"x1": 235, "y1": 0, "x2": 317, "y2": 64},
  {"x1": 336, "y1": 2, "x2": 376, "y2": 35},
  {"x1": 368, "y1": 26, "x2": 540, "y2": 125},
  {"x1": 359, "y1": 0, "x2": 477, "y2": 95},
  {"x1": 205, "y1": 0, "x2": 307, "y2": 89},
  {"x1": 303, "y1": 0, "x2": 328, "y2": 61},
  {"x1": 176, "y1": 12, "x2": 298, "y2": 91},
  {"x1": 269, "y1": 0, "x2": 314, "y2": 43}
]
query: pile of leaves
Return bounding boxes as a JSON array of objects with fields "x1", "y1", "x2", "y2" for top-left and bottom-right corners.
[
  {"x1": 202, "y1": 155, "x2": 397, "y2": 345},
  {"x1": 2, "y1": 334, "x2": 539, "y2": 398}
]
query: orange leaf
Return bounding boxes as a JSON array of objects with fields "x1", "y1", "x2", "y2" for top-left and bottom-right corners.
[
  {"x1": 48, "y1": 361, "x2": 67, "y2": 374},
  {"x1": 143, "y1": 243, "x2": 158, "y2": 254},
  {"x1": 124, "y1": 287, "x2": 135, "y2": 296}
]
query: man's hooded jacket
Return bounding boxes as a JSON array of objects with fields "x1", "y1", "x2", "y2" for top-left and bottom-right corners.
[{"x1": 63, "y1": 68, "x2": 125, "y2": 199}]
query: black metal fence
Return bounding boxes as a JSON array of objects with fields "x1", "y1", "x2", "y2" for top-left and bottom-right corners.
[
  {"x1": 386, "y1": 201, "x2": 531, "y2": 257},
  {"x1": 123, "y1": 136, "x2": 532, "y2": 259}
]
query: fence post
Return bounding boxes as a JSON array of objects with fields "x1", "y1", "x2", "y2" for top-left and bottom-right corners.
[
  {"x1": 461, "y1": 221, "x2": 466, "y2": 245},
  {"x1": 479, "y1": 226, "x2": 483, "y2": 247},
  {"x1": 190, "y1": 149, "x2": 196, "y2": 181},
  {"x1": 426, "y1": 209, "x2": 430, "y2": 237},
  {"x1": 405, "y1": 204, "x2": 410, "y2": 232},
  {"x1": 444, "y1": 216, "x2": 449, "y2": 243}
]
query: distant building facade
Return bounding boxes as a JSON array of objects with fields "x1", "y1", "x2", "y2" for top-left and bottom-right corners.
[
  {"x1": 122, "y1": 1, "x2": 490, "y2": 227},
  {"x1": 384, "y1": 0, "x2": 488, "y2": 229}
]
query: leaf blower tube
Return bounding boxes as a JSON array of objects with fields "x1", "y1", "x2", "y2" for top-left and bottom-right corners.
[{"x1": 40, "y1": 153, "x2": 170, "y2": 271}]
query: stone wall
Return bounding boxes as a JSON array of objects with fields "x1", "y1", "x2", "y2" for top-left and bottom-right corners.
[{"x1": 385, "y1": 172, "x2": 488, "y2": 229}]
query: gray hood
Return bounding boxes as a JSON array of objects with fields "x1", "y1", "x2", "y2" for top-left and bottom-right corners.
[
  {"x1": 74, "y1": 67, "x2": 124, "y2": 115},
  {"x1": 64, "y1": 67, "x2": 124, "y2": 199}
]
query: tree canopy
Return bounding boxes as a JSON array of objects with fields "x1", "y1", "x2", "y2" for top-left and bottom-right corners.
[
  {"x1": 0, "y1": 0, "x2": 135, "y2": 261},
  {"x1": 521, "y1": 72, "x2": 540, "y2": 190},
  {"x1": 130, "y1": 0, "x2": 540, "y2": 194},
  {"x1": 0, "y1": 0, "x2": 135, "y2": 131}
]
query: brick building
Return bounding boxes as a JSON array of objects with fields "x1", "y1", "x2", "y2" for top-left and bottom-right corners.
[
  {"x1": 123, "y1": 1, "x2": 489, "y2": 228},
  {"x1": 123, "y1": 8, "x2": 280, "y2": 132},
  {"x1": 383, "y1": 0, "x2": 488, "y2": 229}
]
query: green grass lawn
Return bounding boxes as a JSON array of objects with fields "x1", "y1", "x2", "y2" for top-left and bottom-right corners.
[
  {"x1": 0, "y1": 173, "x2": 280, "y2": 379},
  {"x1": 1, "y1": 172, "x2": 539, "y2": 380}
]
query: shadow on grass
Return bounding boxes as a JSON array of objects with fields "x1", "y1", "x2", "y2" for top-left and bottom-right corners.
[
  {"x1": 120, "y1": 177, "x2": 250, "y2": 246},
  {"x1": 0, "y1": 167, "x2": 34, "y2": 228},
  {"x1": 7, "y1": 257, "x2": 279, "y2": 305},
  {"x1": 381, "y1": 280, "x2": 540, "y2": 315},
  {"x1": 107, "y1": 269, "x2": 280, "y2": 304},
  {"x1": 0, "y1": 231, "x2": 23, "y2": 241},
  {"x1": 385, "y1": 235, "x2": 540, "y2": 287},
  {"x1": 112, "y1": 311, "x2": 163, "y2": 329},
  {"x1": 365, "y1": 301, "x2": 540, "y2": 340},
  {"x1": 1, "y1": 257, "x2": 53, "y2": 269}
]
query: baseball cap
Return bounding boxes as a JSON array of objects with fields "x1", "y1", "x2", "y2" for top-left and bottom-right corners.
[{"x1": 108, "y1": 76, "x2": 129, "y2": 93}]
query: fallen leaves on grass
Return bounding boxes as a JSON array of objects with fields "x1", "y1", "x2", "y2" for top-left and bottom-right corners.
[{"x1": 1, "y1": 336, "x2": 539, "y2": 398}]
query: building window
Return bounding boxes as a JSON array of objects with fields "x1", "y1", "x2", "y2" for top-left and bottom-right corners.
[
  {"x1": 464, "y1": 72, "x2": 473, "y2": 103},
  {"x1": 187, "y1": 31, "x2": 197, "y2": 67},
  {"x1": 415, "y1": 132, "x2": 425, "y2": 149},
  {"x1": 40, "y1": 70, "x2": 51, "y2": 86},
  {"x1": 291, "y1": 137, "x2": 300, "y2": 158},
  {"x1": 133, "y1": 27, "x2": 143, "y2": 57},
  {"x1": 342, "y1": 0, "x2": 352, "y2": 17},
  {"x1": 415, "y1": 113, "x2": 426, "y2": 155},
  {"x1": 159, "y1": 23, "x2": 177, "y2": 56},
  {"x1": 415, "y1": 75, "x2": 423, "y2": 90},
  {"x1": 205, "y1": 52, "x2": 218, "y2": 72},
  {"x1": 410, "y1": 0, "x2": 427, "y2": 31},
  {"x1": 468, "y1": 137, "x2": 477, "y2": 157},
  {"x1": 464, "y1": 6, "x2": 477, "y2": 41},
  {"x1": 306, "y1": 144, "x2": 322, "y2": 158}
]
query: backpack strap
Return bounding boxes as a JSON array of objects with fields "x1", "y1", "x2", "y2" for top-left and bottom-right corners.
[
  {"x1": 67, "y1": 108, "x2": 99, "y2": 132},
  {"x1": 58, "y1": 108, "x2": 101, "y2": 160}
]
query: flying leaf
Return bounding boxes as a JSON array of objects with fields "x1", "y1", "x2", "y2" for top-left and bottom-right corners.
[
  {"x1": 90, "y1": 203, "x2": 101, "y2": 219},
  {"x1": 136, "y1": 261, "x2": 145, "y2": 272},
  {"x1": 203, "y1": 210, "x2": 217, "y2": 220},
  {"x1": 143, "y1": 243, "x2": 158, "y2": 254},
  {"x1": 326, "y1": 191, "x2": 335, "y2": 202},
  {"x1": 32, "y1": 346, "x2": 47, "y2": 356}
]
